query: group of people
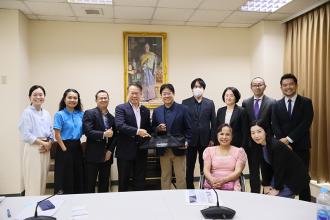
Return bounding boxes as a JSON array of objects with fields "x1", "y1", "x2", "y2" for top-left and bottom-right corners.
[{"x1": 18, "y1": 73, "x2": 313, "y2": 202}]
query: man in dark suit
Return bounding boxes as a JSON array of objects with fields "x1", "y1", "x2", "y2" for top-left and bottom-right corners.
[
  {"x1": 152, "y1": 84, "x2": 192, "y2": 189},
  {"x1": 242, "y1": 77, "x2": 275, "y2": 193},
  {"x1": 272, "y1": 73, "x2": 314, "y2": 201},
  {"x1": 115, "y1": 83, "x2": 151, "y2": 192},
  {"x1": 182, "y1": 78, "x2": 216, "y2": 189},
  {"x1": 83, "y1": 90, "x2": 117, "y2": 193}
]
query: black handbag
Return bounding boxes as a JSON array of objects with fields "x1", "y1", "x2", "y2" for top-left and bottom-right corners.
[{"x1": 140, "y1": 134, "x2": 186, "y2": 149}]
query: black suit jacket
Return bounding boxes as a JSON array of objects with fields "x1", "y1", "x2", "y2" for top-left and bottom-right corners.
[
  {"x1": 182, "y1": 97, "x2": 216, "y2": 147},
  {"x1": 115, "y1": 102, "x2": 151, "y2": 160},
  {"x1": 152, "y1": 102, "x2": 192, "y2": 156},
  {"x1": 242, "y1": 95, "x2": 275, "y2": 146},
  {"x1": 261, "y1": 138, "x2": 310, "y2": 194},
  {"x1": 216, "y1": 105, "x2": 248, "y2": 149},
  {"x1": 83, "y1": 107, "x2": 117, "y2": 163},
  {"x1": 271, "y1": 95, "x2": 313, "y2": 150}
]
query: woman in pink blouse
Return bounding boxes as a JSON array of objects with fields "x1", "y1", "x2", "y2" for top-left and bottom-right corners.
[{"x1": 203, "y1": 123, "x2": 247, "y2": 191}]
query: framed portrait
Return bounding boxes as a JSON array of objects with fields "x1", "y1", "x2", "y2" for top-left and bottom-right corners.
[{"x1": 123, "y1": 32, "x2": 168, "y2": 109}]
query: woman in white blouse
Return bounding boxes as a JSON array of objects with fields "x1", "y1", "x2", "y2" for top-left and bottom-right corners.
[
  {"x1": 19, "y1": 85, "x2": 54, "y2": 196},
  {"x1": 215, "y1": 87, "x2": 248, "y2": 149}
]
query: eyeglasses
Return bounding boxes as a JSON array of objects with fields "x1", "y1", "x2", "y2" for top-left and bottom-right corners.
[{"x1": 251, "y1": 84, "x2": 265, "y2": 88}]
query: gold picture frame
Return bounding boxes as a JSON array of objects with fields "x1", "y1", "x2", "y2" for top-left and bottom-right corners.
[{"x1": 123, "y1": 32, "x2": 168, "y2": 109}]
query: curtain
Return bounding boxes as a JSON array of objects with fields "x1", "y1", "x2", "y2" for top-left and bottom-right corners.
[{"x1": 284, "y1": 2, "x2": 330, "y2": 182}]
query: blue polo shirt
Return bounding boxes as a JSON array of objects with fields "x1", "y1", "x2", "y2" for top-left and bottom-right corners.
[{"x1": 54, "y1": 108, "x2": 84, "y2": 140}]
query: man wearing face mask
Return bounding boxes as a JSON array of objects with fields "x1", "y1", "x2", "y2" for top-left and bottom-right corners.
[{"x1": 182, "y1": 78, "x2": 216, "y2": 189}]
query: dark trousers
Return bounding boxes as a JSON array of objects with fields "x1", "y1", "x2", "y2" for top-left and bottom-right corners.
[
  {"x1": 54, "y1": 140, "x2": 84, "y2": 194},
  {"x1": 186, "y1": 144, "x2": 206, "y2": 189},
  {"x1": 85, "y1": 160, "x2": 111, "y2": 193},
  {"x1": 247, "y1": 144, "x2": 262, "y2": 193},
  {"x1": 294, "y1": 149, "x2": 311, "y2": 202},
  {"x1": 117, "y1": 150, "x2": 147, "y2": 192}
]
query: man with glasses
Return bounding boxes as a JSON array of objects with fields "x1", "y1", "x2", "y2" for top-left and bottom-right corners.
[{"x1": 242, "y1": 77, "x2": 275, "y2": 193}]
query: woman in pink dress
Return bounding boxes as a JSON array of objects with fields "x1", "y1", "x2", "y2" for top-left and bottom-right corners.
[{"x1": 203, "y1": 123, "x2": 247, "y2": 191}]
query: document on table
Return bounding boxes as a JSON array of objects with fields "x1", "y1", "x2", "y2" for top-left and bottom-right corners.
[
  {"x1": 0, "y1": 196, "x2": 5, "y2": 203},
  {"x1": 14, "y1": 198, "x2": 64, "y2": 220},
  {"x1": 186, "y1": 189, "x2": 223, "y2": 206}
]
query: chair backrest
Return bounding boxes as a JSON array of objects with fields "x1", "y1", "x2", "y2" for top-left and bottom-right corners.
[{"x1": 199, "y1": 174, "x2": 246, "y2": 192}]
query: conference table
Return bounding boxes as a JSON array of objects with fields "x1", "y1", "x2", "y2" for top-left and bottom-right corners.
[{"x1": 0, "y1": 190, "x2": 316, "y2": 220}]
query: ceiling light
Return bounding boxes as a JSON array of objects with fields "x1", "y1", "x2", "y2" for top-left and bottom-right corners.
[
  {"x1": 67, "y1": 0, "x2": 112, "y2": 5},
  {"x1": 240, "y1": 0, "x2": 292, "y2": 13}
]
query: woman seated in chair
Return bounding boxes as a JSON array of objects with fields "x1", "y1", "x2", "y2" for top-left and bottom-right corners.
[
  {"x1": 250, "y1": 121, "x2": 310, "y2": 199},
  {"x1": 203, "y1": 123, "x2": 247, "y2": 190}
]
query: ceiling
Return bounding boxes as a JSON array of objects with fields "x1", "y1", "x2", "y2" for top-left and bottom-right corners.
[{"x1": 0, "y1": 0, "x2": 327, "y2": 27}]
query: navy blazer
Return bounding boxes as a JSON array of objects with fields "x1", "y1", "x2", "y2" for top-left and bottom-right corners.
[
  {"x1": 261, "y1": 138, "x2": 310, "y2": 194},
  {"x1": 271, "y1": 95, "x2": 313, "y2": 150},
  {"x1": 115, "y1": 102, "x2": 151, "y2": 160},
  {"x1": 216, "y1": 105, "x2": 248, "y2": 149},
  {"x1": 152, "y1": 102, "x2": 192, "y2": 156},
  {"x1": 182, "y1": 97, "x2": 216, "y2": 147},
  {"x1": 83, "y1": 107, "x2": 117, "y2": 163}
]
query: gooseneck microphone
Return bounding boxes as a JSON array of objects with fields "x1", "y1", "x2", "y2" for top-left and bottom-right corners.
[
  {"x1": 201, "y1": 188, "x2": 236, "y2": 219},
  {"x1": 24, "y1": 191, "x2": 63, "y2": 220}
]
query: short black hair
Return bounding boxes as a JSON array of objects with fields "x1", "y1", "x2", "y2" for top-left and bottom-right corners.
[
  {"x1": 216, "y1": 123, "x2": 232, "y2": 134},
  {"x1": 222, "y1": 87, "x2": 241, "y2": 103},
  {"x1": 280, "y1": 73, "x2": 297, "y2": 85},
  {"x1": 191, "y1": 78, "x2": 206, "y2": 89},
  {"x1": 128, "y1": 83, "x2": 143, "y2": 91},
  {"x1": 59, "y1": 88, "x2": 83, "y2": 111},
  {"x1": 29, "y1": 85, "x2": 46, "y2": 97},
  {"x1": 95, "y1": 90, "x2": 109, "y2": 100},
  {"x1": 250, "y1": 77, "x2": 265, "y2": 86},
  {"x1": 160, "y1": 83, "x2": 175, "y2": 94}
]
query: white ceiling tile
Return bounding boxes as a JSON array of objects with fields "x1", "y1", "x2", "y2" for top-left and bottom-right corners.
[
  {"x1": 276, "y1": 0, "x2": 320, "y2": 13},
  {"x1": 220, "y1": 22, "x2": 252, "y2": 28},
  {"x1": 38, "y1": 15, "x2": 78, "y2": 21},
  {"x1": 114, "y1": 6, "x2": 154, "y2": 19},
  {"x1": 25, "y1": 14, "x2": 39, "y2": 19},
  {"x1": 189, "y1": 10, "x2": 231, "y2": 22},
  {"x1": 224, "y1": 11, "x2": 269, "y2": 23},
  {"x1": 113, "y1": 0, "x2": 157, "y2": 7},
  {"x1": 151, "y1": 20, "x2": 185, "y2": 25},
  {"x1": 264, "y1": 13, "x2": 292, "y2": 21},
  {"x1": 114, "y1": 18, "x2": 150, "y2": 24},
  {"x1": 186, "y1": 21, "x2": 218, "y2": 27},
  {"x1": 199, "y1": 0, "x2": 246, "y2": 10},
  {"x1": 24, "y1": 0, "x2": 67, "y2": 2},
  {"x1": 71, "y1": 4, "x2": 113, "y2": 17},
  {"x1": 157, "y1": 0, "x2": 203, "y2": 9},
  {"x1": 153, "y1": 8, "x2": 194, "y2": 21},
  {"x1": 0, "y1": 0, "x2": 33, "y2": 14},
  {"x1": 78, "y1": 16, "x2": 113, "y2": 22},
  {"x1": 25, "y1": 2, "x2": 73, "y2": 16}
]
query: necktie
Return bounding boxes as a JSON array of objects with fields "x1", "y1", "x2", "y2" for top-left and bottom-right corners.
[
  {"x1": 287, "y1": 99, "x2": 292, "y2": 117},
  {"x1": 254, "y1": 99, "x2": 260, "y2": 119}
]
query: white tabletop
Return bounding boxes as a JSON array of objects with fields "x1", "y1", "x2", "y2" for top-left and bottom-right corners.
[{"x1": 0, "y1": 190, "x2": 316, "y2": 220}]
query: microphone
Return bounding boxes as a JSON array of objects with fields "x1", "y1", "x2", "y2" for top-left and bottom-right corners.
[
  {"x1": 201, "y1": 188, "x2": 236, "y2": 219},
  {"x1": 25, "y1": 191, "x2": 63, "y2": 220}
]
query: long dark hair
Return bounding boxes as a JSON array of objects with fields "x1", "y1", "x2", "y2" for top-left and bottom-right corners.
[
  {"x1": 58, "y1": 88, "x2": 83, "y2": 111},
  {"x1": 250, "y1": 120, "x2": 272, "y2": 145}
]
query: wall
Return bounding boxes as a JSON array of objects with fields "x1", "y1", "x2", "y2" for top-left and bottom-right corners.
[
  {"x1": 0, "y1": 9, "x2": 29, "y2": 194},
  {"x1": 0, "y1": 8, "x2": 284, "y2": 194}
]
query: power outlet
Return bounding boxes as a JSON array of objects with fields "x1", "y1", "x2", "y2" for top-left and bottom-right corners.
[{"x1": 1, "y1": 75, "x2": 7, "y2": 84}]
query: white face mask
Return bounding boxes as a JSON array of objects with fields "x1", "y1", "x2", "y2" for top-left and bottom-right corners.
[{"x1": 193, "y1": 87, "x2": 203, "y2": 98}]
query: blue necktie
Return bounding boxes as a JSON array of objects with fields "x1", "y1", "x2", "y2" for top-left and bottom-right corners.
[
  {"x1": 254, "y1": 99, "x2": 260, "y2": 119},
  {"x1": 287, "y1": 99, "x2": 292, "y2": 117}
]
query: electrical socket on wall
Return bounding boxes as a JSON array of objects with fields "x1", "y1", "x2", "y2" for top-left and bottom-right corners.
[{"x1": 1, "y1": 75, "x2": 7, "y2": 84}]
